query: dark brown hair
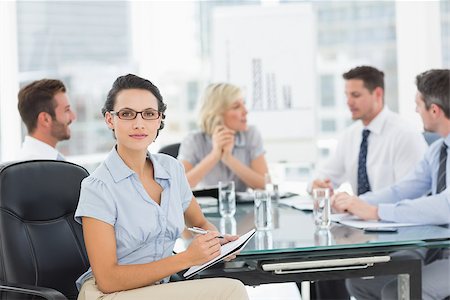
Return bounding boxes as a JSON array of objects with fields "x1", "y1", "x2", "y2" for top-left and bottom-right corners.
[
  {"x1": 18, "y1": 79, "x2": 66, "y2": 133},
  {"x1": 416, "y1": 69, "x2": 450, "y2": 118},
  {"x1": 343, "y1": 66, "x2": 385, "y2": 93}
]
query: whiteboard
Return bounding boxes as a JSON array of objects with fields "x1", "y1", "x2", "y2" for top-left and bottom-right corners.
[{"x1": 212, "y1": 4, "x2": 316, "y2": 139}]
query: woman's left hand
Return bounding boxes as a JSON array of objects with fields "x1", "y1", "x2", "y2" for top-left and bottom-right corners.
[{"x1": 219, "y1": 234, "x2": 240, "y2": 261}]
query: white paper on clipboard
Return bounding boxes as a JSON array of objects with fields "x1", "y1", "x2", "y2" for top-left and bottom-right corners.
[{"x1": 183, "y1": 229, "x2": 256, "y2": 279}]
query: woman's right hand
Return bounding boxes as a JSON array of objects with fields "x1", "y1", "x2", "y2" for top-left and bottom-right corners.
[
  {"x1": 185, "y1": 231, "x2": 221, "y2": 266},
  {"x1": 211, "y1": 126, "x2": 235, "y2": 160}
]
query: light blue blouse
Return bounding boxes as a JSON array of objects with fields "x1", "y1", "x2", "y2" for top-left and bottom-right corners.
[
  {"x1": 178, "y1": 125, "x2": 265, "y2": 192},
  {"x1": 74, "y1": 147, "x2": 193, "y2": 290},
  {"x1": 362, "y1": 134, "x2": 450, "y2": 224}
]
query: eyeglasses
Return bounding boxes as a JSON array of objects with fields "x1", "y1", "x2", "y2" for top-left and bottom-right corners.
[{"x1": 110, "y1": 109, "x2": 161, "y2": 120}]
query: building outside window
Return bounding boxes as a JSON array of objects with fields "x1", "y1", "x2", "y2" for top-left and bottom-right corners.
[
  {"x1": 0, "y1": 1, "x2": 447, "y2": 169},
  {"x1": 442, "y1": 1, "x2": 450, "y2": 67}
]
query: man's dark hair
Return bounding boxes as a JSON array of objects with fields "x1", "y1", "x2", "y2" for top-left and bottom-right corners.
[
  {"x1": 342, "y1": 66, "x2": 385, "y2": 93},
  {"x1": 18, "y1": 79, "x2": 66, "y2": 133},
  {"x1": 416, "y1": 69, "x2": 450, "y2": 119},
  {"x1": 103, "y1": 74, "x2": 167, "y2": 138}
]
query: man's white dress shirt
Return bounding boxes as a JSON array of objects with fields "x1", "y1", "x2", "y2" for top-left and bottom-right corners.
[
  {"x1": 314, "y1": 107, "x2": 428, "y2": 193},
  {"x1": 16, "y1": 136, "x2": 65, "y2": 161}
]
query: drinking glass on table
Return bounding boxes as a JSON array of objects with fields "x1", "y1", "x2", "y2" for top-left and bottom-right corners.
[
  {"x1": 254, "y1": 189, "x2": 272, "y2": 230},
  {"x1": 218, "y1": 181, "x2": 236, "y2": 217},
  {"x1": 312, "y1": 188, "x2": 331, "y2": 230}
]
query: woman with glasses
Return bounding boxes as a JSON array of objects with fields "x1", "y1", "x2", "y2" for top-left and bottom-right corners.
[
  {"x1": 179, "y1": 83, "x2": 268, "y2": 192},
  {"x1": 74, "y1": 74, "x2": 248, "y2": 300}
]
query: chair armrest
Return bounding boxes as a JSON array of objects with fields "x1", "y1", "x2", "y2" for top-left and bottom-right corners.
[{"x1": 0, "y1": 280, "x2": 67, "y2": 300}]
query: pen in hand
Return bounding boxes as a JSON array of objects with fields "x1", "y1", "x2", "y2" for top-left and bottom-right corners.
[{"x1": 188, "y1": 227, "x2": 224, "y2": 239}]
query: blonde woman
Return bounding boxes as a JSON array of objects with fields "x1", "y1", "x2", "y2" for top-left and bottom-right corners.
[{"x1": 178, "y1": 83, "x2": 268, "y2": 192}]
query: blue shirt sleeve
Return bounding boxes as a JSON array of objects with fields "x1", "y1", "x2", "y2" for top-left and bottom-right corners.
[
  {"x1": 75, "y1": 176, "x2": 117, "y2": 226},
  {"x1": 361, "y1": 142, "x2": 450, "y2": 224},
  {"x1": 377, "y1": 191, "x2": 450, "y2": 224}
]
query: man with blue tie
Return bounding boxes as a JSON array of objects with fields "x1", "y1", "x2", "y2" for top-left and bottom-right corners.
[
  {"x1": 311, "y1": 66, "x2": 427, "y2": 197},
  {"x1": 16, "y1": 79, "x2": 76, "y2": 161},
  {"x1": 309, "y1": 66, "x2": 427, "y2": 299},
  {"x1": 334, "y1": 69, "x2": 450, "y2": 299}
]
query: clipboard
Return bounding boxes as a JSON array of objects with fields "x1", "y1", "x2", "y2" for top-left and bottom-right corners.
[{"x1": 183, "y1": 229, "x2": 256, "y2": 279}]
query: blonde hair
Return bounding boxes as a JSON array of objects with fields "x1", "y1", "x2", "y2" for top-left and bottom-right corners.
[{"x1": 199, "y1": 83, "x2": 242, "y2": 135}]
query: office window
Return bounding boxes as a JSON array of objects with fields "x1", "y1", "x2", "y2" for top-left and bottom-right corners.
[
  {"x1": 186, "y1": 81, "x2": 200, "y2": 111},
  {"x1": 319, "y1": 147, "x2": 330, "y2": 159},
  {"x1": 320, "y1": 75, "x2": 335, "y2": 107},
  {"x1": 16, "y1": 1, "x2": 133, "y2": 158},
  {"x1": 441, "y1": 1, "x2": 450, "y2": 67},
  {"x1": 1, "y1": 0, "x2": 446, "y2": 167},
  {"x1": 316, "y1": 2, "x2": 397, "y2": 105},
  {"x1": 320, "y1": 119, "x2": 336, "y2": 133}
]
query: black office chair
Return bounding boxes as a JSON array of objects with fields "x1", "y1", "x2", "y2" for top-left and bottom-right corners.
[
  {"x1": 158, "y1": 143, "x2": 181, "y2": 158},
  {"x1": 0, "y1": 160, "x2": 90, "y2": 300}
]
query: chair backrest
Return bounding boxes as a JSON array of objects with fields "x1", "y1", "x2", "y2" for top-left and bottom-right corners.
[
  {"x1": 158, "y1": 143, "x2": 181, "y2": 158},
  {"x1": 0, "y1": 160, "x2": 90, "y2": 299}
]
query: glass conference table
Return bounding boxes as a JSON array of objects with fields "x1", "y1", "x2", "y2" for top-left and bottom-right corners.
[{"x1": 183, "y1": 200, "x2": 450, "y2": 299}]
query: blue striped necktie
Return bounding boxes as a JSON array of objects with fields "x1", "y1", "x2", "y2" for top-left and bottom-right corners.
[
  {"x1": 357, "y1": 129, "x2": 371, "y2": 196},
  {"x1": 436, "y1": 142, "x2": 447, "y2": 194},
  {"x1": 425, "y1": 142, "x2": 448, "y2": 264}
]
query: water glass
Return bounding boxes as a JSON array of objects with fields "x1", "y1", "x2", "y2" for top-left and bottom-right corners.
[
  {"x1": 265, "y1": 173, "x2": 280, "y2": 202},
  {"x1": 314, "y1": 229, "x2": 334, "y2": 246},
  {"x1": 218, "y1": 181, "x2": 236, "y2": 217},
  {"x1": 255, "y1": 230, "x2": 273, "y2": 250},
  {"x1": 254, "y1": 189, "x2": 272, "y2": 230},
  {"x1": 220, "y1": 216, "x2": 237, "y2": 235},
  {"x1": 312, "y1": 188, "x2": 331, "y2": 230}
]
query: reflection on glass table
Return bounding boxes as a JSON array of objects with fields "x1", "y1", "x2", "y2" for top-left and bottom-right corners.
[
  {"x1": 190, "y1": 196, "x2": 450, "y2": 256},
  {"x1": 203, "y1": 205, "x2": 450, "y2": 255}
]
